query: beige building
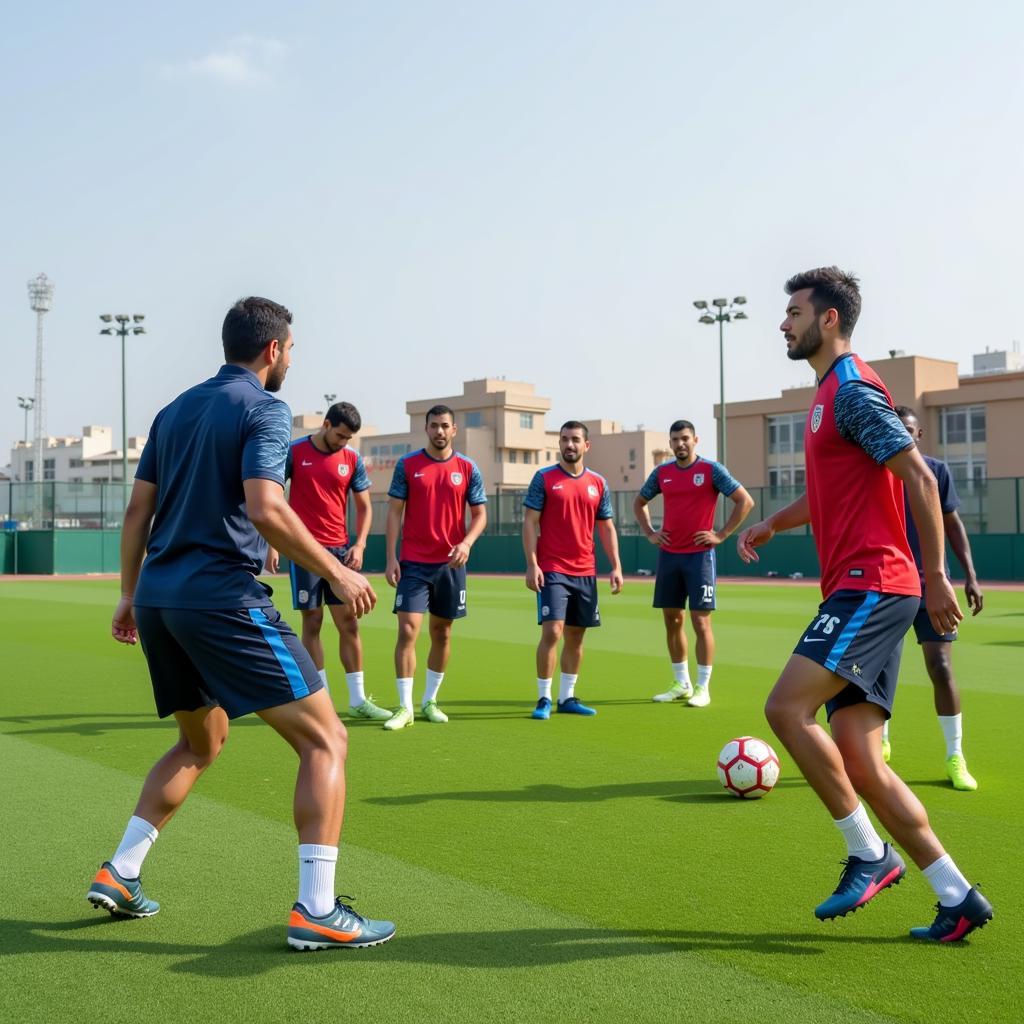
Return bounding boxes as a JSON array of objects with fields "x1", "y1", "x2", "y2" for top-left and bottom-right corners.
[
  {"x1": 8, "y1": 426, "x2": 147, "y2": 484},
  {"x1": 717, "y1": 349, "x2": 1024, "y2": 525}
]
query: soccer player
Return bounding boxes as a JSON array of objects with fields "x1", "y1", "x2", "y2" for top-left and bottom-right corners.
[
  {"x1": 89, "y1": 297, "x2": 395, "y2": 950},
  {"x1": 523, "y1": 421, "x2": 624, "y2": 719},
  {"x1": 266, "y1": 401, "x2": 392, "y2": 723},
  {"x1": 634, "y1": 420, "x2": 754, "y2": 707},
  {"x1": 383, "y1": 404, "x2": 487, "y2": 729},
  {"x1": 737, "y1": 267, "x2": 992, "y2": 941},
  {"x1": 882, "y1": 405, "x2": 984, "y2": 789}
]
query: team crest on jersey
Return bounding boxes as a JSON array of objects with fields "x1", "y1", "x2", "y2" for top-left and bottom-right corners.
[
  {"x1": 451, "y1": 472, "x2": 464, "y2": 485},
  {"x1": 693, "y1": 473, "x2": 705, "y2": 486},
  {"x1": 338, "y1": 464, "x2": 350, "y2": 477},
  {"x1": 587, "y1": 485, "x2": 599, "y2": 498},
  {"x1": 811, "y1": 404, "x2": 824, "y2": 433}
]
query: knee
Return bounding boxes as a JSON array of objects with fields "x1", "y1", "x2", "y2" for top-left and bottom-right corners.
[
  {"x1": 841, "y1": 751, "x2": 883, "y2": 796},
  {"x1": 429, "y1": 622, "x2": 452, "y2": 644},
  {"x1": 925, "y1": 652, "x2": 954, "y2": 687},
  {"x1": 692, "y1": 615, "x2": 713, "y2": 637},
  {"x1": 183, "y1": 729, "x2": 228, "y2": 769},
  {"x1": 763, "y1": 695, "x2": 788, "y2": 737},
  {"x1": 397, "y1": 622, "x2": 418, "y2": 646},
  {"x1": 542, "y1": 623, "x2": 564, "y2": 645},
  {"x1": 663, "y1": 611, "x2": 684, "y2": 630},
  {"x1": 303, "y1": 609, "x2": 324, "y2": 634}
]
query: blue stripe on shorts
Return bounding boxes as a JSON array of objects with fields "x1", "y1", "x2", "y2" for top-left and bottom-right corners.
[
  {"x1": 248, "y1": 607, "x2": 310, "y2": 699},
  {"x1": 825, "y1": 591, "x2": 880, "y2": 671}
]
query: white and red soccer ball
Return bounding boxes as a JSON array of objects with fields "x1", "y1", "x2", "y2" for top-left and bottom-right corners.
[{"x1": 717, "y1": 736, "x2": 781, "y2": 799}]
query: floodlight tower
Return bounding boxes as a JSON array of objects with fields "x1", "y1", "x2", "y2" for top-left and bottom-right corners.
[
  {"x1": 100, "y1": 313, "x2": 147, "y2": 485},
  {"x1": 17, "y1": 396, "x2": 34, "y2": 444},
  {"x1": 692, "y1": 296, "x2": 748, "y2": 467},
  {"x1": 27, "y1": 274, "x2": 55, "y2": 520}
]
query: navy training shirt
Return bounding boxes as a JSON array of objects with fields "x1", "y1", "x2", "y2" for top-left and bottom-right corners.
[
  {"x1": 133, "y1": 364, "x2": 292, "y2": 609},
  {"x1": 903, "y1": 454, "x2": 959, "y2": 579}
]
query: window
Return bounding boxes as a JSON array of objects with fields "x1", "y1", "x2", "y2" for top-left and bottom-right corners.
[
  {"x1": 766, "y1": 412, "x2": 806, "y2": 487},
  {"x1": 939, "y1": 405, "x2": 985, "y2": 446},
  {"x1": 509, "y1": 450, "x2": 517, "y2": 464},
  {"x1": 628, "y1": 447, "x2": 636, "y2": 469},
  {"x1": 69, "y1": 458, "x2": 84, "y2": 468},
  {"x1": 465, "y1": 411, "x2": 483, "y2": 428},
  {"x1": 370, "y1": 446, "x2": 379, "y2": 457},
  {"x1": 519, "y1": 412, "x2": 534, "y2": 429},
  {"x1": 44, "y1": 458, "x2": 56, "y2": 481},
  {"x1": 25, "y1": 459, "x2": 34, "y2": 482},
  {"x1": 946, "y1": 458, "x2": 987, "y2": 494}
]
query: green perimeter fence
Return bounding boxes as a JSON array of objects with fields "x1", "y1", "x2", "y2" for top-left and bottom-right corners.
[{"x1": 3, "y1": 478, "x2": 1024, "y2": 580}]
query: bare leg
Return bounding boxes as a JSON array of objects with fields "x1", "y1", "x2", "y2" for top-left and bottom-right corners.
[
  {"x1": 662, "y1": 608, "x2": 686, "y2": 663},
  {"x1": 691, "y1": 610, "x2": 715, "y2": 666},
  {"x1": 536, "y1": 620, "x2": 564, "y2": 679},
  {"x1": 922, "y1": 641, "x2": 960, "y2": 717},
  {"x1": 427, "y1": 615, "x2": 454, "y2": 673},
  {"x1": 328, "y1": 603, "x2": 362, "y2": 674},
  {"x1": 257, "y1": 689, "x2": 348, "y2": 845},
  {"x1": 560, "y1": 625, "x2": 587, "y2": 675},
  {"x1": 831, "y1": 703, "x2": 946, "y2": 869},
  {"x1": 395, "y1": 611, "x2": 423, "y2": 678},
  {"x1": 133, "y1": 705, "x2": 229, "y2": 831},
  {"x1": 300, "y1": 608, "x2": 325, "y2": 671}
]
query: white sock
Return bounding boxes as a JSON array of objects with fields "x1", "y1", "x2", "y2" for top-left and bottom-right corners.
[
  {"x1": 923, "y1": 853, "x2": 972, "y2": 907},
  {"x1": 298, "y1": 844, "x2": 338, "y2": 917},
  {"x1": 537, "y1": 678, "x2": 552, "y2": 700},
  {"x1": 345, "y1": 671, "x2": 366, "y2": 707},
  {"x1": 882, "y1": 719, "x2": 890, "y2": 742},
  {"x1": 110, "y1": 815, "x2": 159, "y2": 879},
  {"x1": 558, "y1": 673, "x2": 578, "y2": 703},
  {"x1": 938, "y1": 714, "x2": 963, "y2": 758},
  {"x1": 396, "y1": 677, "x2": 414, "y2": 711},
  {"x1": 317, "y1": 667, "x2": 330, "y2": 693},
  {"x1": 697, "y1": 665, "x2": 712, "y2": 691},
  {"x1": 672, "y1": 662, "x2": 691, "y2": 686},
  {"x1": 423, "y1": 669, "x2": 444, "y2": 705},
  {"x1": 833, "y1": 804, "x2": 885, "y2": 861}
]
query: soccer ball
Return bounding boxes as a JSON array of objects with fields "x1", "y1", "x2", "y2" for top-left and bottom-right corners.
[{"x1": 716, "y1": 736, "x2": 781, "y2": 799}]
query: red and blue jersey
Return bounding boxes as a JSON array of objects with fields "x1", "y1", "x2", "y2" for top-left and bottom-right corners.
[
  {"x1": 286, "y1": 436, "x2": 370, "y2": 547},
  {"x1": 389, "y1": 449, "x2": 487, "y2": 563},
  {"x1": 805, "y1": 353, "x2": 919, "y2": 599},
  {"x1": 638, "y1": 457, "x2": 741, "y2": 554},
  {"x1": 524, "y1": 465, "x2": 614, "y2": 576}
]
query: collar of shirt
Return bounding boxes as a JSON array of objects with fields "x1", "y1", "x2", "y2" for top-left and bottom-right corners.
[{"x1": 218, "y1": 364, "x2": 265, "y2": 388}]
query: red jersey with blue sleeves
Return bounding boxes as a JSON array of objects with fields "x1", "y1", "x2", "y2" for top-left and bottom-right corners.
[
  {"x1": 638, "y1": 457, "x2": 740, "y2": 554},
  {"x1": 525, "y1": 465, "x2": 614, "y2": 576},
  {"x1": 389, "y1": 449, "x2": 487, "y2": 563},
  {"x1": 285, "y1": 437, "x2": 370, "y2": 547},
  {"x1": 805, "y1": 353, "x2": 919, "y2": 599}
]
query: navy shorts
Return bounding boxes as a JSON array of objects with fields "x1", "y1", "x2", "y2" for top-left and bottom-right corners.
[
  {"x1": 290, "y1": 545, "x2": 349, "y2": 610},
  {"x1": 653, "y1": 549, "x2": 717, "y2": 610},
  {"x1": 538, "y1": 573, "x2": 600, "y2": 628},
  {"x1": 792, "y1": 590, "x2": 918, "y2": 720},
  {"x1": 135, "y1": 605, "x2": 322, "y2": 720},
  {"x1": 912, "y1": 593, "x2": 957, "y2": 644},
  {"x1": 393, "y1": 561, "x2": 467, "y2": 620}
]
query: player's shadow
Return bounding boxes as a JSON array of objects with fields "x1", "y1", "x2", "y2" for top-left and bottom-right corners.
[
  {"x1": 364, "y1": 777, "x2": 804, "y2": 807},
  {"x1": 0, "y1": 916, "x2": 916, "y2": 980},
  {"x1": 0, "y1": 715, "x2": 263, "y2": 738}
]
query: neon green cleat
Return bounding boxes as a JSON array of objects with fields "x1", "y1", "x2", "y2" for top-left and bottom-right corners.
[
  {"x1": 349, "y1": 697, "x2": 393, "y2": 722},
  {"x1": 881, "y1": 739, "x2": 891, "y2": 764},
  {"x1": 652, "y1": 681, "x2": 692, "y2": 702},
  {"x1": 686, "y1": 686, "x2": 710, "y2": 708},
  {"x1": 383, "y1": 706, "x2": 414, "y2": 731},
  {"x1": 946, "y1": 754, "x2": 978, "y2": 791},
  {"x1": 421, "y1": 700, "x2": 449, "y2": 723}
]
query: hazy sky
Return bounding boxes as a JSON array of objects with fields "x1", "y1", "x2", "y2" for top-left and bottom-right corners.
[{"x1": 4, "y1": 1, "x2": 1022, "y2": 464}]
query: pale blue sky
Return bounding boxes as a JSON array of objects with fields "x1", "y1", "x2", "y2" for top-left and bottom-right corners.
[{"x1": 4, "y1": 1, "x2": 1022, "y2": 464}]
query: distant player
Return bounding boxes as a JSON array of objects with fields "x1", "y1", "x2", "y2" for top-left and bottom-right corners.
[
  {"x1": 266, "y1": 401, "x2": 391, "y2": 722},
  {"x1": 633, "y1": 420, "x2": 753, "y2": 707},
  {"x1": 383, "y1": 404, "x2": 487, "y2": 729},
  {"x1": 523, "y1": 421, "x2": 624, "y2": 719},
  {"x1": 882, "y1": 405, "x2": 983, "y2": 789},
  {"x1": 738, "y1": 267, "x2": 991, "y2": 941},
  {"x1": 92, "y1": 296, "x2": 394, "y2": 950}
]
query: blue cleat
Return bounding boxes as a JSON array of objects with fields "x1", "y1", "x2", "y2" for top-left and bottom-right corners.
[
  {"x1": 86, "y1": 862, "x2": 160, "y2": 918},
  {"x1": 531, "y1": 697, "x2": 552, "y2": 720},
  {"x1": 556, "y1": 696, "x2": 597, "y2": 716},
  {"x1": 814, "y1": 843, "x2": 905, "y2": 920},
  {"x1": 288, "y1": 896, "x2": 396, "y2": 951},
  {"x1": 910, "y1": 887, "x2": 993, "y2": 942}
]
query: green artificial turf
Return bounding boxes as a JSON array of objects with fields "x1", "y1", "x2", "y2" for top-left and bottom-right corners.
[{"x1": 0, "y1": 577, "x2": 1021, "y2": 1024}]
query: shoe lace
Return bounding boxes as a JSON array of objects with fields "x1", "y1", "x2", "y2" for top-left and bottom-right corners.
[
  {"x1": 831, "y1": 859, "x2": 856, "y2": 893},
  {"x1": 334, "y1": 895, "x2": 367, "y2": 923}
]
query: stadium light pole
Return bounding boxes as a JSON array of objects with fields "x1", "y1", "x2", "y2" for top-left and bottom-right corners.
[
  {"x1": 17, "y1": 396, "x2": 34, "y2": 444},
  {"x1": 100, "y1": 313, "x2": 147, "y2": 486},
  {"x1": 693, "y1": 296, "x2": 748, "y2": 467},
  {"x1": 324, "y1": 393, "x2": 337, "y2": 411},
  {"x1": 27, "y1": 274, "x2": 54, "y2": 524}
]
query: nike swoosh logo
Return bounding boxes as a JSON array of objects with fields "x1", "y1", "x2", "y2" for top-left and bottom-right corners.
[
  {"x1": 802, "y1": 637, "x2": 827, "y2": 643},
  {"x1": 414, "y1": 472, "x2": 425, "y2": 478},
  {"x1": 301, "y1": 461, "x2": 313, "y2": 466}
]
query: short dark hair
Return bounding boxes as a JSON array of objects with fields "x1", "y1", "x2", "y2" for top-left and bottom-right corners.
[
  {"x1": 425, "y1": 404, "x2": 455, "y2": 424},
  {"x1": 894, "y1": 405, "x2": 917, "y2": 421},
  {"x1": 669, "y1": 419, "x2": 696, "y2": 435},
  {"x1": 326, "y1": 401, "x2": 361, "y2": 431},
  {"x1": 784, "y1": 267, "x2": 862, "y2": 337},
  {"x1": 560, "y1": 420, "x2": 589, "y2": 440},
  {"x1": 222, "y1": 296, "x2": 293, "y2": 363}
]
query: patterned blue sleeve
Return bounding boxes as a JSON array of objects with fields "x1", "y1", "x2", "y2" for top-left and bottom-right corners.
[
  {"x1": 467, "y1": 462, "x2": 487, "y2": 505},
  {"x1": 388, "y1": 456, "x2": 409, "y2": 501},
  {"x1": 241, "y1": 399, "x2": 291, "y2": 484},
  {"x1": 136, "y1": 413, "x2": 160, "y2": 483},
  {"x1": 351, "y1": 454, "x2": 370, "y2": 493},
  {"x1": 638, "y1": 467, "x2": 661, "y2": 501},
  {"x1": 932, "y1": 460, "x2": 960, "y2": 513},
  {"x1": 524, "y1": 471, "x2": 546, "y2": 511},
  {"x1": 596, "y1": 477, "x2": 614, "y2": 520},
  {"x1": 833, "y1": 383, "x2": 915, "y2": 466},
  {"x1": 709, "y1": 461, "x2": 741, "y2": 497}
]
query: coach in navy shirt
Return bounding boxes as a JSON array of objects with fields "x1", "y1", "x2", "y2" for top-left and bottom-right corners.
[{"x1": 88, "y1": 296, "x2": 396, "y2": 950}]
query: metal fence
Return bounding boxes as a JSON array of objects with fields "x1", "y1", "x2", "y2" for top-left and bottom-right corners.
[{"x1": 3, "y1": 478, "x2": 1022, "y2": 536}]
